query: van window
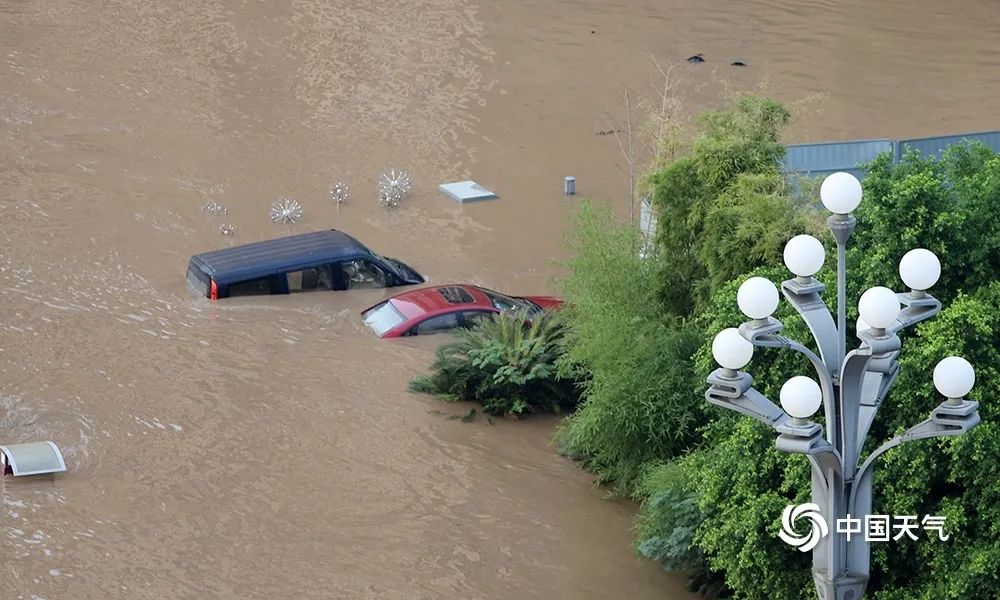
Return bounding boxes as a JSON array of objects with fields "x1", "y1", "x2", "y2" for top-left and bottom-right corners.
[
  {"x1": 287, "y1": 267, "x2": 332, "y2": 293},
  {"x1": 227, "y1": 277, "x2": 274, "y2": 297},
  {"x1": 340, "y1": 259, "x2": 387, "y2": 290}
]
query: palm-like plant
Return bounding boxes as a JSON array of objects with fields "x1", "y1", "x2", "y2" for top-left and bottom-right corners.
[{"x1": 409, "y1": 311, "x2": 579, "y2": 416}]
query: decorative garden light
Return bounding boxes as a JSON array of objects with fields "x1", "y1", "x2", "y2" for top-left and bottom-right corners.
[
  {"x1": 704, "y1": 171, "x2": 981, "y2": 600},
  {"x1": 712, "y1": 328, "x2": 754, "y2": 372},
  {"x1": 737, "y1": 276, "x2": 780, "y2": 320},
  {"x1": 330, "y1": 182, "x2": 350, "y2": 207},
  {"x1": 933, "y1": 356, "x2": 975, "y2": 401},
  {"x1": 202, "y1": 200, "x2": 228, "y2": 217},
  {"x1": 820, "y1": 171, "x2": 863, "y2": 215},
  {"x1": 780, "y1": 376, "x2": 822, "y2": 420},
  {"x1": 857, "y1": 286, "x2": 901, "y2": 332},
  {"x1": 378, "y1": 168, "x2": 412, "y2": 207},
  {"x1": 270, "y1": 197, "x2": 304, "y2": 224},
  {"x1": 784, "y1": 234, "x2": 826, "y2": 279},
  {"x1": 899, "y1": 248, "x2": 941, "y2": 294}
]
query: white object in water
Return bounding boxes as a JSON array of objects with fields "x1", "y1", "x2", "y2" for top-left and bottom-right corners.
[
  {"x1": 564, "y1": 176, "x2": 576, "y2": 195},
  {"x1": 438, "y1": 181, "x2": 498, "y2": 203},
  {"x1": 1, "y1": 441, "x2": 67, "y2": 477}
]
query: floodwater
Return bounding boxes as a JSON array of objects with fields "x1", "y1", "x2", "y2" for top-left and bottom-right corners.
[{"x1": 2, "y1": 0, "x2": 998, "y2": 598}]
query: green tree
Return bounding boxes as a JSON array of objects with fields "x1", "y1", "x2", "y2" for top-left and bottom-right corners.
[
  {"x1": 648, "y1": 95, "x2": 802, "y2": 315},
  {"x1": 698, "y1": 172, "x2": 823, "y2": 297},
  {"x1": 554, "y1": 199, "x2": 705, "y2": 490},
  {"x1": 637, "y1": 265, "x2": 824, "y2": 600},
  {"x1": 848, "y1": 142, "x2": 1000, "y2": 309},
  {"x1": 637, "y1": 146, "x2": 1000, "y2": 598},
  {"x1": 866, "y1": 282, "x2": 1000, "y2": 599}
]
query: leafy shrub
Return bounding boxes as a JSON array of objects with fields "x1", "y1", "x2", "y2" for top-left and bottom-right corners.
[
  {"x1": 634, "y1": 455, "x2": 729, "y2": 599},
  {"x1": 409, "y1": 310, "x2": 578, "y2": 416},
  {"x1": 849, "y1": 142, "x2": 1000, "y2": 309},
  {"x1": 633, "y1": 265, "x2": 821, "y2": 600},
  {"x1": 648, "y1": 95, "x2": 796, "y2": 315},
  {"x1": 553, "y1": 199, "x2": 706, "y2": 491},
  {"x1": 864, "y1": 282, "x2": 1000, "y2": 600},
  {"x1": 640, "y1": 251, "x2": 1000, "y2": 598}
]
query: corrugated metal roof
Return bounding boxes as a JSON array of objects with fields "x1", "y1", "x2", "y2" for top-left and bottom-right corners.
[
  {"x1": 189, "y1": 229, "x2": 370, "y2": 284},
  {"x1": 782, "y1": 139, "x2": 894, "y2": 175},
  {"x1": 781, "y1": 130, "x2": 1000, "y2": 179},
  {"x1": 898, "y1": 130, "x2": 1000, "y2": 159}
]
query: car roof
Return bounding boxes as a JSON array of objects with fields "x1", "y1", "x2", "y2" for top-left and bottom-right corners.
[
  {"x1": 189, "y1": 229, "x2": 371, "y2": 284},
  {"x1": 388, "y1": 285, "x2": 493, "y2": 319}
]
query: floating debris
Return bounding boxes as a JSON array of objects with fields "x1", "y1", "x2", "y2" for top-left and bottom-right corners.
[
  {"x1": 1, "y1": 441, "x2": 66, "y2": 477},
  {"x1": 329, "y1": 181, "x2": 349, "y2": 206},
  {"x1": 687, "y1": 53, "x2": 705, "y2": 63},
  {"x1": 201, "y1": 200, "x2": 228, "y2": 216},
  {"x1": 595, "y1": 129, "x2": 621, "y2": 136},
  {"x1": 378, "y1": 168, "x2": 412, "y2": 200},
  {"x1": 270, "y1": 197, "x2": 304, "y2": 223},
  {"x1": 731, "y1": 60, "x2": 747, "y2": 67},
  {"x1": 439, "y1": 180, "x2": 498, "y2": 204},
  {"x1": 219, "y1": 224, "x2": 235, "y2": 236}
]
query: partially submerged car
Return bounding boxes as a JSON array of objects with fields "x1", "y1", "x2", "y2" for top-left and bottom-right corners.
[
  {"x1": 186, "y1": 229, "x2": 424, "y2": 300},
  {"x1": 361, "y1": 284, "x2": 563, "y2": 338}
]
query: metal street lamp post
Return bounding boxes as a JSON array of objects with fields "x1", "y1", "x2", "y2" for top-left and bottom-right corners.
[{"x1": 704, "y1": 171, "x2": 981, "y2": 600}]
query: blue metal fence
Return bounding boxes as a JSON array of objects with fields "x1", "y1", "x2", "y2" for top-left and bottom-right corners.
[
  {"x1": 641, "y1": 130, "x2": 999, "y2": 238},
  {"x1": 781, "y1": 130, "x2": 1000, "y2": 181}
]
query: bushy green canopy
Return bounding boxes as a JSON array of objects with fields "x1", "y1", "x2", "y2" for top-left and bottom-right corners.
[
  {"x1": 647, "y1": 95, "x2": 817, "y2": 316},
  {"x1": 554, "y1": 199, "x2": 705, "y2": 490},
  {"x1": 635, "y1": 142, "x2": 1000, "y2": 599}
]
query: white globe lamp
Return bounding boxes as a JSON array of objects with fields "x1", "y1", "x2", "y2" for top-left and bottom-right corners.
[
  {"x1": 737, "y1": 277, "x2": 780, "y2": 320},
  {"x1": 933, "y1": 356, "x2": 975, "y2": 400},
  {"x1": 780, "y1": 376, "x2": 823, "y2": 420},
  {"x1": 783, "y1": 235, "x2": 826, "y2": 278},
  {"x1": 899, "y1": 248, "x2": 941, "y2": 292},
  {"x1": 712, "y1": 328, "x2": 754, "y2": 371},
  {"x1": 820, "y1": 171, "x2": 863, "y2": 215},
  {"x1": 858, "y1": 286, "x2": 901, "y2": 330}
]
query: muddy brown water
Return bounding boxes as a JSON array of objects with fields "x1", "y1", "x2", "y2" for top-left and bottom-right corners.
[{"x1": 2, "y1": 0, "x2": 999, "y2": 598}]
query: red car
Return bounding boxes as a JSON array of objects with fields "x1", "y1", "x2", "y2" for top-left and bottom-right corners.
[{"x1": 361, "y1": 284, "x2": 564, "y2": 338}]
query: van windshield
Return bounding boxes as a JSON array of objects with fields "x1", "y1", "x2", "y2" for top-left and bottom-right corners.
[
  {"x1": 362, "y1": 301, "x2": 407, "y2": 337},
  {"x1": 372, "y1": 254, "x2": 404, "y2": 277}
]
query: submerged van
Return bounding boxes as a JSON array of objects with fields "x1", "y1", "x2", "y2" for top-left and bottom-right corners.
[{"x1": 186, "y1": 229, "x2": 425, "y2": 300}]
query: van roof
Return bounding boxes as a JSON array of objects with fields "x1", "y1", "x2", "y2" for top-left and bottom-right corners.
[{"x1": 189, "y1": 229, "x2": 372, "y2": 284}]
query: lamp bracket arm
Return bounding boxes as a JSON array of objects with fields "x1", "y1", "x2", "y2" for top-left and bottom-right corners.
[
  {"x1": 705, "y1": 369, "x2": 788, "y2": 428},
  {"x1": 780, "y1": 278, "x2": 840, "y2": 376},
  {"x1": 849, "y1": 399, "x2": 981, "y2": 512}
]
